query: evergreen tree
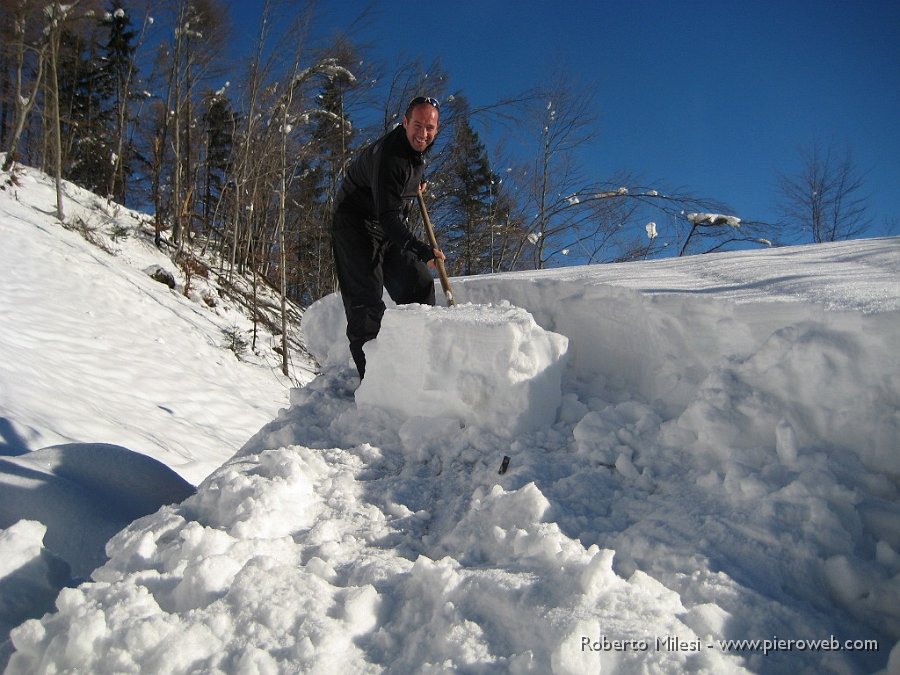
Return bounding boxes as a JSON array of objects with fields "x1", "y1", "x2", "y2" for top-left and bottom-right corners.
[
  {"x1": 200, "y1": 90, "x2": 235, "y2": 243},
  {"x1": 57, "y1": 19, "x2": 114, "y2": 194},
  {"x1": 441, "y1": 102, "x2": 498, "y2": 276},
  {"x1": 101, "y1": 0, "x2": 139, "y2": 203}
]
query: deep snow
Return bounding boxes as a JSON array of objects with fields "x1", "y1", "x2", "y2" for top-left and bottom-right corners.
[{"x1": 1, "y1": 161, "x2": 899, "y2": 674}]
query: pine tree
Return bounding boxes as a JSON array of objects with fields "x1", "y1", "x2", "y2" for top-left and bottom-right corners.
[
  {"x1": 57, "y1": 17, "x2": 114, "y2": 194},
  {"x1": 200, "y1": 90, "x2": 235, "y2": 244},
  {"x1": 101, "y1": 0, "x2": 139, "y2": 203},
  {"x1": 441, "y1": 103, "x2": 499, "y2": 276}
]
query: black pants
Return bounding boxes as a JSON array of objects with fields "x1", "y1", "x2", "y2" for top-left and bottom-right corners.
[{"x1": 332, "y1": 210, "x2": 435, "y2": 378}]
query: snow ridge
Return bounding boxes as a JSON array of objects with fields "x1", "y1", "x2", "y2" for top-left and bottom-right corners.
[{"x1": 2, "y1": 159, "x2": 899, "y2": 673}]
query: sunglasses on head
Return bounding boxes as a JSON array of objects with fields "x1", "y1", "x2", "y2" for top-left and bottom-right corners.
[{"x1": 409, "y1": 96, "x2": 440, "y2": 110}]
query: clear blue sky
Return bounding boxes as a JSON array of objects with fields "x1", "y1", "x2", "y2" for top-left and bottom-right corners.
[{"x1": 231, "y1": 0, "x2": 900, "y2": 238}]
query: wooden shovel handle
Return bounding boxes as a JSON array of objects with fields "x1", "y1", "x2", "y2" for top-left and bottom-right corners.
[{"x1": 416, "y1": 187, "x2": 456, "y2": 306}]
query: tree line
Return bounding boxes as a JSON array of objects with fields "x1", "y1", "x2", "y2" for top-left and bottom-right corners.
[{"x1": 1, "y1": 0, "x2": 875, "y2": 313}]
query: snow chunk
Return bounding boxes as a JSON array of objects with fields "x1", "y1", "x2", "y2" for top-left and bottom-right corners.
[
  {"x1": 356, "y1": 303, "x2": 568, "y2": 436},
  {"x1": 301, "y1": 292, "x2": 351, "y2": 368},
  {"x1": 687, "y1": 212, "x2": 741, "y2": 228},
  {"x1": 0, "y1": 521, "x2": 71, "y2": 639}
]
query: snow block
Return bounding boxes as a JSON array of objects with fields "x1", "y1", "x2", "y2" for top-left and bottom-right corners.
[
  {"x1": 355, "y1": 303, "x2": 568, "y2": 436},
  {"x1": 301, "y1": 292, "x2": 351, "y2": 369}
]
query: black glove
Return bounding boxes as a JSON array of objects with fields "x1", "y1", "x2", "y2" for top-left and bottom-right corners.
[{"x1": 405, "y1": 238, "x2": 435, "y2": 262}]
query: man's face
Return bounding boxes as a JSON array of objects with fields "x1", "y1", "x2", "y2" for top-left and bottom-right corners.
[{"x1": 403, "y1": 104, "x2": 439, "y2": 152}]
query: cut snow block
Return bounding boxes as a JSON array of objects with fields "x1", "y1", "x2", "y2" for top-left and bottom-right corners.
[
  {"x1": 302, "y1": 292, "x2": 351, "y2": 368},
  {"x1": 355, "y1": 303, "x2": 568, "y2": 436}
]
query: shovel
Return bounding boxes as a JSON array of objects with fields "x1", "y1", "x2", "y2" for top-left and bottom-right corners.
[{"x1": 416, "y1": 186, "x2": 456, "y2": 306}]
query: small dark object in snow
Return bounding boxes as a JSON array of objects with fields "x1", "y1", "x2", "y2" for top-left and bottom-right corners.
[{"x1": 498, "y1": 455, "x2": 510, "y2": 475}]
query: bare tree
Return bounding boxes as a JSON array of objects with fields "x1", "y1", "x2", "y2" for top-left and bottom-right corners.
[
  {"x1": 44, "y1": 1, "x2": 87, "y2": 221},
  {"x1": 271, "y1": 58, "x2": 354, "y2": 374},
  {"x1": 513, "y1": 79, "x2": 598, "y2": 269},
  {"x1": 778, "y1": 142, "x2": 871, "y2": 243},
  {"x1": 157, "y1": 0, "x2": 230, "y2": 247},
  {"x1": 498, "y1": 75, "x2": 764, "y2": 266},
  {"x1": 1, "y1": 1, "x2": 48, "y2": 172},
  {"x1": 678, "y1": 212, "x2": 773, "y2": 256}
]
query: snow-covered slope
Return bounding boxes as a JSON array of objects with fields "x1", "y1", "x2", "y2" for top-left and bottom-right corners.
[
  {"x1": 0, "y1": 163, "x2": 311, "y2": 485},
  {"x1": 0, "y1": 162, "x2": 313, "y2": 667},
  {"x1": 1, "y1": 160, "x2": 899, "y2": 673}
]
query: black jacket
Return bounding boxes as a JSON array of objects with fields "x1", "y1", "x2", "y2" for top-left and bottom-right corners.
[{"x1": 334, "y1": 124, "x2": 434, "y2": 261}]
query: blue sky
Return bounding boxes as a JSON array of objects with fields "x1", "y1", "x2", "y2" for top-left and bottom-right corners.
[{"x1": 231, "y1": 0, "x2": 899, "y2": 239}]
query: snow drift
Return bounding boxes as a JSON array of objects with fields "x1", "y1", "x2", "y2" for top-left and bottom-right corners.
[
  {"x1": 2, "y1": 161, "x2": 900, "y2": 673},
  {"x1": 0, "y1": 443, "x2": 195, "y2": 579}
]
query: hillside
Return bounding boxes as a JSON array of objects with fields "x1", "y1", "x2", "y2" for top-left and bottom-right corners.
[
  {"x1": 1, "y1": 161, "x2": 315, "y2": 484},
  {"x1": 2, "y1": 160, "x2": 899, "y2": 673}
]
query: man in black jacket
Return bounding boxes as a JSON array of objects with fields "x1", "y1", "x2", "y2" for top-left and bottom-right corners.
[{"x1": 331, "y1": 96, "x2": 446, "y2": 379}]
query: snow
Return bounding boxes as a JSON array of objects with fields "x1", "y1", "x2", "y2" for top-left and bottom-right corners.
[
  {"x1": 0, "y1": 165, "x2": 305, "y2": 485},
  {"x1": 355, "y1": 302, "x2": 568, "y2": 436},
  {"x1": 688, "y1": 212, "x2": 742, "y2": 228},
  {"x1": 1, "y1": 160, "x2": 900, "y2": 673},
  {"x1": 0, "y1": 443, "x2": 195, "y2": 579}
]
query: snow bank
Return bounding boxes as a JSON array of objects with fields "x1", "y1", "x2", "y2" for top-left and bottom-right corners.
[
  {"x1": 0, "y1": 447, "x2": 192, "y2": 669},
  {"x1": 306, "y1": 242, "x2": 900, "y2": 479},
  {"x1": 0, "y1": 443, "x2": 195, "y2": 579},
  {"x1": 0, "y1": 164, "x2": 305, "y2": 485},
  {"x1": 4, "y1": 407, "x2": 743, "y2": 674},
  {"x1": 3, "y1": 166, "x2": 899, "y2": 675},
  {"x1": 450, "y1": 250, "x2": 900, "y2": 478},
  {"x1": 14, "y1": 336, "x2": 896, "y2": 671},
  {"x1": 356, "y1": 303, "x2": 568, "y2": 436},
  {"x1": 0, "y1": 520, "x2": 70, "y2": 666}
]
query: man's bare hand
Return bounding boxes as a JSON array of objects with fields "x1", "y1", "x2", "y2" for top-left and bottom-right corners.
[{"x1": 427, "y1": 248, "x2": 445, "y2": 269}]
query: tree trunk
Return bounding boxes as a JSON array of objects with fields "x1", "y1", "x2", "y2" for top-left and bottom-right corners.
[{"x1": 48, "y1": 15, "x2": 64, "y2": 221}]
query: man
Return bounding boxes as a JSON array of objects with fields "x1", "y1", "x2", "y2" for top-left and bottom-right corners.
[{"x1": 331, "y1": 96, "x2": 446, "y2": 379}]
